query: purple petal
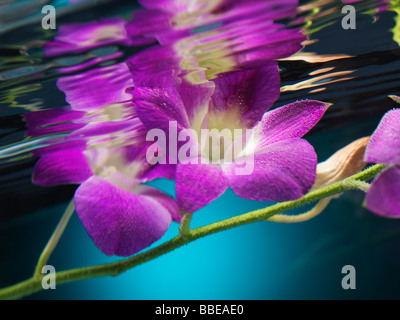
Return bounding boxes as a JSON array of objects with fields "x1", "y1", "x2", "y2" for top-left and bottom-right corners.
[
  {"x1": 83, "y1": 145, "x2": 153, "y2": 183},
  {"x1": 23, "y1": 106, "x2": 86, "y2": 137},
  {"x1": 223, "y1": 138, "x2": 317, "y2": 201},
  {"x1": 133, "y1": 86, "x2": 190, "y2": 132},
  {"x1": 175, "y1": 83, "x2": 214, "y2": 132},
  {"x1": 210, "y1": 1, "x2": 300, "y2": 25},
  {"x1": 252, "y1": 100, "x2": 330, "y2": 150},
  {"x1": 192, "y1": 21, "x2": 305, "y2": 73},
  {"x1": 126, "y1": 9, "x2": 174, "y2": 42},
  {"x1": 31, "y1": 140, "x2": 87, "y2": 157},
  {"x1": 127, "y1": 44, "x2": 207, "y2": 89},
  {"x1": 57, "y1": 62, "x2": 133, "y2": 111},
  {"x1": 176, "y1": 159, "x2": 228, "y2": 213},
  {"x1": 142, "y1": 163, "x2": 177, "y2": 181},
  {"x1": 366, "y1": 165, "x2": 400, "y2": 218},
  {"x1": 231, "y1": 28, "x2": 306, "y2": 67},
  {"x1": 129, "y1": 45, "x2": 214, "y2": 133},
  {"x1": 133, "y1": 84, "x2": 214, "y2": 162},
  {"x1": 33, "y1": 147, "x2": 93, "y2": 186},
  {"x1": 364, "y1": 109, "x2": 400, "y2": 165},
  {"x1": 74, "y1": 176, "x2": 173, "y2": 256},
  {"x1": 135, "y1": 185, "x2": 182, "y2": 222},
  {"x1": 127, "y1": 45, "x2": 183, "y2": 88},
  {"x1": 56, "y1": 51, "x2": 122, "y2": 74},
  {"x1": 138, "y1": 0, "x2": 222, "y2": 13},
  {"x1": 209, "y1": 63, "x2": 280, "y2": 129},
  {"x1": 68, "y1": 118, "x2": 143, "y2": 139}
]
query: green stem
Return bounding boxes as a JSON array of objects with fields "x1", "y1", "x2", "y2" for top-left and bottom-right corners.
[
  {"x1": 179, "y1": 213, "x2": 193, "y2": 238},
  {"x1": 33, "y1": 200, "x2": 75, "y2": 278},
  {"x1": 267, "y1": 197, "x2": 332, "y2": 223},
  {"x1": 342, "y1": 178, "x2": 371, "y2": 192},
  {"x1": 0, "y1": 164, "x2": 385, "y2": 300}
]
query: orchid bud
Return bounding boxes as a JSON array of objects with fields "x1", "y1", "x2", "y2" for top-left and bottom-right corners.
[{"x1": 313, "y1": 136, "x2": 370, "y2": 190}]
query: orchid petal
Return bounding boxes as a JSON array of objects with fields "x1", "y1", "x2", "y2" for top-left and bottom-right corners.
[
  {"x1": 252, "y1": 100, "x2": 330, "y2": 151},
  {"x1": 31, "y1": 140, "x2": 87, "y2": 157},
  {"x1": 57, "y1": 63, "x2": 133, "y2": 111},
  {"x1": 138, "y1": 0, "x2": 222, "y2": 13},
  {"x1": 209, "y1": 63, "x2": 280, "y2": 129},
  {"x1": 135, "y1": 185, "x2": 182, "y2": 222},
  {"x1": 223, "y1": 138, "x2": 317, "y2": 201},
  {"x1": 23, "y1": 106, "x2": 86, "y2": 137},
  {"x1": 176, "y1": 158, "x2": 228, "y2": 213},
  {"x1": 143, "y1": 163, "x2": 177, "y2": 181},
  {"x1": 33, "y1": 147, "x2": 93, "y2": 186},
  {"x1": 364, "y1": 109, "x2": 400, "y2": 165},
  {"x1": 74, "y1": 176, "x2": 173, "y2": 256},
  {"x1": 126, "y1": 8, "x2": 174, "y2": 42},
  {"x1": 133, "y1": 83, "x2": 214, "y2": 155},
  {"x1": 133, "y1": 86, "x2": 190, "y2": 136},
  {"x1": 127, "y1": 45, "x2": 183, "y2": 88}
]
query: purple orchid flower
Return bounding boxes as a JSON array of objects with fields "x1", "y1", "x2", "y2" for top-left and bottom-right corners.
[
  {"x1": 33, "y1": 144, "x2": 180, "y2": 256},
  {"x1": 25, "y1": 59, "x2": 179, "y2": 256},
  {"x1": 24, "y1": 56, "x2": 181, "y2": 256},
  {"x1": 133, "y1": 65, "x2": 330, "y2": 213},
  {"x1": 26, "y1": 63, "x2": 179, "y2": 257},
  {"x1": 25, "y1": 66, "x2": 179, "y2": 257},
  {"x1": 364, "y1": 109, "x2": 400, "y2": 217}
]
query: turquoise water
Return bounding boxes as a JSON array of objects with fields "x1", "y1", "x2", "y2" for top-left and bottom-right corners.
[{"x1": 1, "y1": 0, "x2": 400, "y2": 299}]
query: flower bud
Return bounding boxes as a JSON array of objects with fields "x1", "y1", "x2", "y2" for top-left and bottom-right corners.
[{"x1": 313, "y1": 136, "x2": 370, "y2": 190}]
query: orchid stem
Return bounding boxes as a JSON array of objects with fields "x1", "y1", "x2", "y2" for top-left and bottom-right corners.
[
  {"x1": 179, "y1": 213, "x2": 193, "y2": 238},
  {"x1": 342, "y1": 178, "x2": 371, "y2": 192},
  {"x1": 33, "y1": 199, "x2": 75, "y2": 279},
  {"x1": 0, "y1": 164, "x2": 385, "y2": 300},
  {"x1": 266, "y1": 197, "x2": 332, "y2": 223}
]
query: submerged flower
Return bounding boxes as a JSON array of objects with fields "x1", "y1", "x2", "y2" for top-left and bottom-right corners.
[
  {"x1": 134, "y1": 66, "x2": 330, "y2": 213},
  {"x1": 26, "y1": 57, "x2": 180, "y2": 257},
  {"x1": 364, "y1": 109, "x2": 400, "y2": 217},
  {"x1": 33, "y1": 144, "x2": 180, "y2": 256},
  {"x1": 27, "y1": 63, "x2": 180, "y2": 257}
]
